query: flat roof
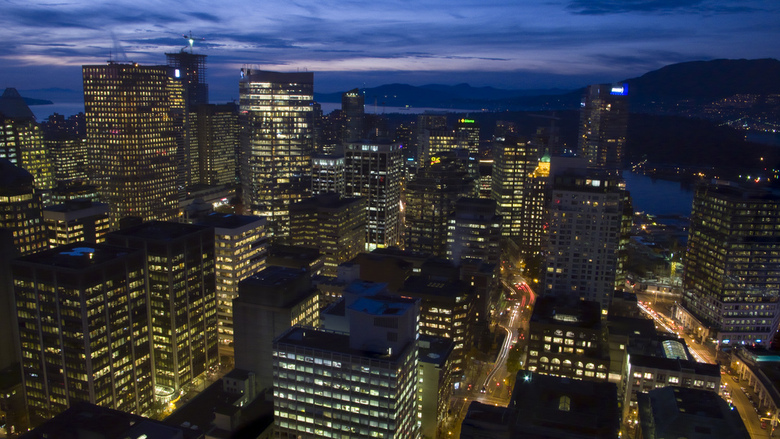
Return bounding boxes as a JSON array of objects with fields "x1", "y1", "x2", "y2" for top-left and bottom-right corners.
[
  {"x1": 110, "y1": 220, "x2": 209, "y2": 241},
  {"x1": 275, "y1": 326, "x2": 412, "y2": 362},
  {"x1": 348, "y1": 297, "x2": 415, "y2": 317},
  {"x1": 197, "y1": 212, "x2": 265, "y2": 229},
  {"x1": 14, "y1": 242, "x2": 141, "y2": 270}
]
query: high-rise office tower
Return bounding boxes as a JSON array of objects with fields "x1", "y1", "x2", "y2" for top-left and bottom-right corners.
[
  {"x1": 0, "y1": 88, "x2": 54, "y2": 205},
  {"x1": 344, "y1": 141, "x2": 403, "y2": 250},
  {"x1": 520, "y1": 151, "x2": 551, "y2": 259},
  {"x1": 196, "y1": 213, "x2": 268, "y2": 357},
  {"x1": 43, "y1": 200, "x2": 110, "y2": 247},
  {"x1": 405, "y1": 152, "x2": 476, "y2": 256},
  {"x1": 290, "y1": 193, "x2": 367, "y2": 277},
  {"x1": 12, "y1": 243, "x2": 153, "y2": 426},
  {"x1": 239, "y1": 70, "x2": 314, "y2": 242},
  {"x1": 0, "y1": 159, "x2": 47, "y2": 256},
  {"x1": 416, "y1": 113, "x2": 448, "y2": 166},
  {"x1": 455, "y1": 118, "x2": 480, "y2": 154},
  {"x1": 167, "y1": 52, "x2": 209, "y2": 195},
  {"x1": 41, "y1": 113, "x2": 88, "y2": 184},
  {"x1": 491, "y1": 136, "x2": 538, "y2": 242},
  {"x1": 341, "y1": 88, "x2": 364, "y2": 144},
  {"x1": 542, "y1": 170, "x2": 630, "y2": 311},
  {"x1": 107, "y1": 221, "x2": 218, "y2": 393},
  {"x1": 273, "y1": 295, "x2": 420, "y2": 438},
  {"x1": 82, "y1": 63, "x2": 183, "y2": 226},
  {"x1": 311, "y1": 154, "x2": 345, "y2": 195},
  {"x1": 166, "y1": 52, "x2": 209, "y2": 107},
  {"x1": 679, "y1": 181, "x2": 780, "y2": 346},
  {"x1": 418, "y1": 128, "x2": 456, "y2": 168},
  {"x1": 190, "y1": 103, "x2": 239, "y2": 186},
  {"x1": 447, "y1": 197, "x2": 502, "y2": 265},
  {"x1": 578, "y1": 83, "x2": 628, "y2": 170},
  {"x1": 234, "y1": 266, "x2": 320, "y2": 392}
]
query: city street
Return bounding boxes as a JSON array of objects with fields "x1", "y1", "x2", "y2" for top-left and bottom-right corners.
[
  {"x1": 445, "y1": 277, "x2": 536, "y2": 437},
  {"x1": 638, "y1": 293, "x2": 772, "y2": 438}
]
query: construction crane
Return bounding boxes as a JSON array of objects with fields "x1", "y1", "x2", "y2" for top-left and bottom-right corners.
[{"x1": 182, "y1": 31, "x2": 205, "y2": 53}]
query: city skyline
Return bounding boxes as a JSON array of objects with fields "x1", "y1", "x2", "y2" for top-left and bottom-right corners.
[{"x1": 2, "y1": 0, "x2": 779, "y2": 105}]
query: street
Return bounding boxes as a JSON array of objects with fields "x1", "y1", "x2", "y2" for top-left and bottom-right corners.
[{"x1": 638, "y1": 292, "x2": 772, "y2": 438}]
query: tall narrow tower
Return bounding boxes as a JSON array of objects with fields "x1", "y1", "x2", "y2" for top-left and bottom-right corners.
[
  {"x1": 239, "y1": 70, "x2": 314, "y2": 242},
  {"x1": 344, "y1": 141, "x2": 403, "y2": 250},
  {"x1": 341, "y1": 88, "x2": 364, "y2": 145},
  {"x1": 82, "y1": 63, "x2": 183, "y2": 226},
  {"x1": 578, "y1": 83, "x2": 628, "y2": 171}
]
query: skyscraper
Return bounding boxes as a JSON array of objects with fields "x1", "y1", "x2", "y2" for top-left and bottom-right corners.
[
  {"x1": 166, "y1": 52, "x2": 209, "y2": 107},
  {"x1": 43, "y1": 199, "x2": 110, "y2": 247},
  {"x1": 290, "y1": 193, "x2": 367, "y2": 277},
  {"x1": 447, "y1": 197, "x2": 502, "y2": 265},
  {"x1": 190, "y1": 103, "x2": 239, "y2": 186},
  {"x1": 542, "y1": 169, "x2": 630, "y2": 311},
  {"x1": 273, "y1": 295, "x2": 420, "y2": 438},
  {"x1": 344, "y1": 141, "x2": 403, "y2": 250},
  {"x1": 405, "y1": 151, "x2": 476, "y2": 256},
  {"x1": 0, "y1": 158, "x2": 47, "y2": 256},
  {"x1": 455, "y1": 118, "x2": 480, "y2": 154},
  {"x1": 107, "y1": 221, "x2": 218, "y2": 393},
  {"x1": 491, "y1": 136, "x2": 538, "y2": 242},
  {"x1": 0, "y1": 88, "x2": 54, "y2": 205},
  {"x1": 341, "y1": 88, "x2": 364, "y2": 144},
  {"x1": 196, "y1": 212, "x2": 269, "y2": 357},
  {"x1": 678, "y1": 181, "x2": 780, "y2": 346},
  {"x1": 578, "y1": 83, "x2": 628, "y2": 170},
  {"x1": 311, "y1": 154, "x2": 345, "y2": 195},
  {"x1": 239, "y1": 70, "x2": 314, "y2": 242},
  {"x1": 82, "y1": 63, "x2": 183, "y2": 226},
  {"x1": 12, "y1": 243, "x2": 153, "y2": 426}
]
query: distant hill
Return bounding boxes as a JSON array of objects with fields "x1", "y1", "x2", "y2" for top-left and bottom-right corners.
[
  {"x1": 314, "y1": 83, "x2": 573, "y2": 110},
  {"x1": 624, "y1": 58, "x2": 780, "y2": 100},
  {"x1": 315, "y1": 58, "x2": 780, "y2": 113}
]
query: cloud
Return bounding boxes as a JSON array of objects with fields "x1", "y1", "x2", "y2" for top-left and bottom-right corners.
[
  {"x1": 184, "y1": 12, "x2": 222, "y2": 23},
  {"x1": 567, "y1": 0, "x2": 761, "y2": 15}
]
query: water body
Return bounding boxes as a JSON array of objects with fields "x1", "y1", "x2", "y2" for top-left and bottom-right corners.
[
  {"x1": 31, "y1": 101, "x2": 476, "y2": 121},
  {"x1": 746, "y1": 131, "x2": 780, "y2": 147},
  {"x1": 622, "y1": 171, "x2": 695, "y2": 217}
]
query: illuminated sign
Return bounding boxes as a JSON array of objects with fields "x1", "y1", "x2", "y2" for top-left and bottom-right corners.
[
  {"x1": 174, "y1": 69, "x2": 180, "y2": 78},
  {"x1": 610, "y1": 83, "x2": 628, "y2": 96},
  {"x1": 460, "y1": 119, "x2": 475, "y2": 123},
  {"x1": 430, "y1": 156, "x2": 441, "y2": 165}
]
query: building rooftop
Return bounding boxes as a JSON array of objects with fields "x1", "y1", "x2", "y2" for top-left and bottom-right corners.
[
  {"x1": 418, "y1": 335, "x2": 454, "y2": 367},
  {"x1": 291, "y1": 194, "x2": 364, "y2": 210},
  {"x1": 0, "y1": 88, "x2": 35, "y2": 120},
  {"x1": 637, "y1": 386, "x2": 749, "y2": 439},
  {"x1": 21, "y1": 401, "x2": 199, "y2": 439},
  {"x1": 530, "y1": 296, "x2": 603, "y2": 329},
  {"x1": 400, "y1": 275, "x2": 469, "y2": 299},
  {"x1": 43, "y1": 199, "x2": 108, "y2": 213},
  {"x1": 110, "y1": 220, "x2": 209, "y2": 241},
  {"x1": 197, "y1": 212, "x2": 265, "y2": 229},
  {"x1": 275, "y1": 326, "x2": 412, "y2": 362},
  {"x1": 237, "y1": 266, "x2": 314, "y2": 309},
  {"x1": 348, "y1": 297, "x2": 416, "y2": 317},
  {"x1": 15, "y1": 242, "x2": 141, "y2": 270},
  {"x1": 629, "y1": 354, "x2": 720, "y2": 377},
  {"x1": 0, "y1": 158, "x2": 34, "y2": 194},
  {"x1": 510, "y1": 372, "x2": 620, "y2": 438}
]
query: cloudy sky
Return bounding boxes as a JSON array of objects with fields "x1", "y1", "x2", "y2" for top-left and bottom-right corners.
[{"x1": 1, "y1": 0, "x2": 778, "y2": 103}]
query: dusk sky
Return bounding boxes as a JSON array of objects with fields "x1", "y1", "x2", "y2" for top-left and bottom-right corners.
[{"x1": 2, "y1": 0, "x2": 779, "y2": 105}]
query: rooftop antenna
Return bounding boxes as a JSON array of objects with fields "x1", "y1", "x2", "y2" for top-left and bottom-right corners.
[{"x1": 182, "y1": 31, "x2": 205, "y2": 53}]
